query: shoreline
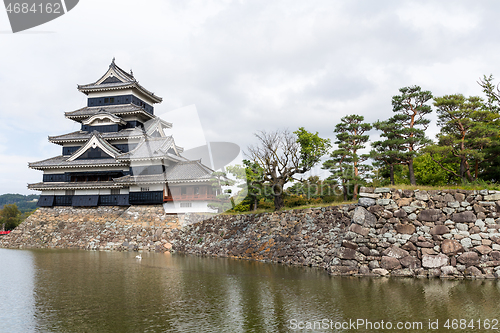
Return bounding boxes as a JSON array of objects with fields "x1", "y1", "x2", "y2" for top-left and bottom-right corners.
[{"x1": 2, "y1": 188, "x2": 500, "y2": 280}]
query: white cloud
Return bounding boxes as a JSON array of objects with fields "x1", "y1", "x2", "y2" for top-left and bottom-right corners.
[{"x1": 1, "y1": 0, "x2": 500, "y2": 193}]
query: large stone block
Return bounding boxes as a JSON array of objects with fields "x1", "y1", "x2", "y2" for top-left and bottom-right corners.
[
  {"x1": 441, "y1": 239, "x2": 464, "y2": 255},
  {"x1": 336, "y1": 247, "x2": 356, "y2": 260},
  {"x1": 484, "y1": 193, "x2": 500, "y2": 201},
  {"x1": 394, "y1": 223, "x2": 415, "y2": 235},
  {"x1": 381, "y1": 256, "x2": 401, "y2": 270},
  {"x1": 457, "y1": 251, "x2": 480, "y2": 266},
  {"x1": 349, "y1": 223, "x2": 369, "y2": 236},
  {"x1": 352, "y1": 206, "x2": 377, "y2": 227},
  {"x1": 418, "y1": 209, "x2": 443, "y2": 222},
  {"x1": 382, "y1": 246, "x2": 410, "y2": 259},
  {"x1": 400, "y1": 256, "x2": 421, "y2": 269},
  {"x1": 429, "y1": 225, "x2": 450, "y2": 235},
  {"x1": 452, "y1": 211, "x2": 477, "y2": 223},
  {"x1": 358, "y1": 197, "x2": 376, "y2": 207},
  {"x1": 422, "y1": 254, "x2": 448, "y2": 268}
]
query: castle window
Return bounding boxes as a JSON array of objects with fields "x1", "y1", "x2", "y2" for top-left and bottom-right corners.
[
  {"x1": 194, "y1": 186, "x2": 199, "y2": 195},
  {"x1": 65, "y1": 190, "x2": 75, "y2": 196},
  {"x1": 140, "y1": 187, "x2": 149, "y2": 192},
  {"x1": 180, "y1": 202, "x2": 192, "y2": 208},
  {"x1": 111, "y1": 189, "x2": 120, "y2": 195},
  {"x1": 181, "y1": 187, "x2": 187, "y2": 195}
]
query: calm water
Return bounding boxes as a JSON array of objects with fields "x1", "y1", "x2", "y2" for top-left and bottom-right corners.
[{"x1": 1, "y1": 249, "x2": 500, "y2": 332}]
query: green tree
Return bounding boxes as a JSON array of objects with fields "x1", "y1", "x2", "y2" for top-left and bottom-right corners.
[
  {"x1": 247, "y1": 127, "x2": 330, "y2": 210},
  {"x1": 207, "y1": 171, "x2": 235, "y2": 213},
  {"x1": 413, "y1": 153, "x2": 457, "y2": 186},
  {"x1": 226, "y1": 160, "x2": 265, "y2": 211},
  {"x1": 0, "y1": 204, "x2": 22, "y2": 231},
  {"x1": 370, "y1": 119, "x2": 406, "y2": 185},
  {"x1": 322, "y1": 114, "x2": 372, "y2": 200},
  {"x1": 390, "y1": 85, "x2": 433, "y2": 185},
  {"x1": 477, "y1": 75, "x2": 500, "y2": 182},
  {"x1": 426, "y1": 94, "x2": 495, "y2": 182}
]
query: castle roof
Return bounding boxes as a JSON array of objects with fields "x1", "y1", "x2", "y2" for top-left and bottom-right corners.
[
  {"x1": 65, "y1": 104, "x2": 155, "y2": 122},
  {"x1": 28, "y1": 181, "x2": 123, "y2": 191},
  {"x1": 77, "y1": 59, "x2": 162, "y2": 103},
  {"x1": 48, "y1": 128, "x2": 145, "y2": 144},
  {"x1": 117, "y1": 136, "x2": 185, "y2": 161},
  {"x1": 28, "y1": 155, "x2": 128, "y2": 170},
  {"x1": 113, "y1": 160, "x2": 213, "y2": 185}
]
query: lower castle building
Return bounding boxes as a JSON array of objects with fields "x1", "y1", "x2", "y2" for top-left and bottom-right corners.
[{"x1": 28, "y1": 60, "x2": 218, "y2": 213}]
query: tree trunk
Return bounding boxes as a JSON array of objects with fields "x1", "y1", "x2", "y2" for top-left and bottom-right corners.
[
  {"x1": 343, "y1": 183, "x2": 348, "y2": 201},
  {"x1": 252, "y1": 196, "x2": 258, "y2": 211},
  {"x1": 390, "y1": 164, "x2": 395, "y2": 185},
  {"x1": 408, "y1": 159, "x2": 416, "y2": 185},
  {"x1": 459, "y1": 157, "x2": 466, "y2": 182},
  {"x1": 353, "y1": 184, "x2": 359, "y2": 200},
  {"x1": 273, "y1": 184, "x2": 284, "y2": 210}
]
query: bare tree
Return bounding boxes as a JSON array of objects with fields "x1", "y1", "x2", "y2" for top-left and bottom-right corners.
[{"x1": 247, "y1": 128, "x2": 330, "y2": 210}]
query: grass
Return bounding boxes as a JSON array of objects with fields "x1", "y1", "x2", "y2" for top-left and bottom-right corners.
[
  {"x1": 222, "y1": 200, "x2": 357, "y2": 215},
  {"x1": 222, "y1": 182, "x2": 500, "y2": 215},
  {"x1": 371, "y1": 183, "x2": 500, "y2": 191}
]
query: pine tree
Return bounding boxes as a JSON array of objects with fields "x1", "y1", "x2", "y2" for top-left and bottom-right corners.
[
  {"x1": 323, "y1": 114, "x2": 372, "y2": 200},
  {"x1": 426, "y1": 94, "x2": 499, "y2": 182},
  {"x1": 390, "y1": 86, "x2": 433, "y2": 185},
  {"x1": 370, "y1": 119, "x2": 406, "y2": 185}
]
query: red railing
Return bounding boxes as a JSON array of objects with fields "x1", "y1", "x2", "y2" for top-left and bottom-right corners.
[
  {"x1": 0, "y1": 231, "x2": 11, "y2": 235},
  {"x1": 163, "y1": 194, "x2": 217, "y2": 202}
]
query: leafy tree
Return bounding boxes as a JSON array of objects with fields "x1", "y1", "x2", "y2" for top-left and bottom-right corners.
[
  {"x1": 370, "y1": 119, "x2": 406, "y2": 185},
  {"x1": 287, "y1": 176, "x2": 341, "y2": 203},
  {"x1": 322, "y1": 114, "x2": 372, "y2": 200},
  {"x1": 247, "y1": 127, "x2": 330, "y2": 210},
  {"x1": 425, "y1": 94, "x2": 495, "y2": 182},
  {"x1": 390, "y1": 86, "x2": 433, "y2": 185},
  {"x1": 226, "y1": 160, "x2": 265, "y2": 211},
  {"x1": 207, "y1": 171, "x2": 235, "y2": 213},
  {"x1": 413, "y1": 153, "x2": 457, "y2": 186},
  {"x1": 477, "y1": 75, "x2": 500, "y2": 182},
  {"x1": 0, "y1": 204, "x2": 22, "y2": 231}
]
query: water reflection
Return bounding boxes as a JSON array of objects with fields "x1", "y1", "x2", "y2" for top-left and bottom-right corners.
[
  {"x1": 1, "y1": 248, "x2": 500, "y2": 332},
  {"x1": 0, "y1": 249, "x2": 35, "y2": 333}
]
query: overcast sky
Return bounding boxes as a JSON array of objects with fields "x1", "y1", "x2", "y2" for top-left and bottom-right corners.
[{"x1": 1, "y1": 0, "x2": 500, "y2": 194}]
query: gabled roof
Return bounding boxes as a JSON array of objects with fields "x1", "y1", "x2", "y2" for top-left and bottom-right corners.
[
  {"x1": 65, "y1": 104, "x2": 155, "y2": 122},
  {"x1": 113, "y1": 160, "x2": 214, "y2": 185},
  {"x1": 82, "y1": 110, "x2": 126, "y2": 126},
  {"x1": 77, "y1": 59, "x2": 162, "y2": 103},
  {"x1": 117, "y1": 136, "x2": 185, "y2": 161},
  {"x1": 67, "y1": 131, "x2": 122, "y2": 161},
  {"x1": 48, "y1": 128, "x2": 145, "y2": 144},
  {"x1": 144, "y1": 117, "x2": 173, "y2": 137}
]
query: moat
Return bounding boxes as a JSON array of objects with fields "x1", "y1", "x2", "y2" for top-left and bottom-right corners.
[{"x1": 2, "y1": 248, "x2": 500, "y2": 333}]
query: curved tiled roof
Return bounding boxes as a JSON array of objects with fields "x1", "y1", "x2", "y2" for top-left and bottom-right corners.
[
  {"x1": 29, "y1": 155, "x2": 128, "y2": 170},
  {"x1": 77, "y1": 60, "x2": 162, "y2": 103},
  {"x1": 65, "y1": 104, "x2": 155, "y2": 121},
  {"x1": 28, "y1": 181, "x2": 122, "y2": 190},
  {"x1": 113, "y1": 160, "x2": 213, "y2": 185},
  {"x1": 48, "y1": 128, "x2": 145, "y2": 144}
]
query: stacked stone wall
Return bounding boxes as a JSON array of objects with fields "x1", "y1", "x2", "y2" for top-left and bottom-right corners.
[
  {"x1": 2, "y1": 188, "x2": 500, "y2": 279},
  {"x1": 0, "y1": 205, "x2": 180, "y2": 251}
]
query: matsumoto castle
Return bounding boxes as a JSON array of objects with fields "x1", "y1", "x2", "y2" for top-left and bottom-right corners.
[{"x1": 28, "y1": 60, "x2": 218, "y2": 213}]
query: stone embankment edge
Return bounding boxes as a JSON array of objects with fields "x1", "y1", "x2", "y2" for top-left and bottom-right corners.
[{"x1": 2, "y1": 188, "x2": 500, "y2": 279}]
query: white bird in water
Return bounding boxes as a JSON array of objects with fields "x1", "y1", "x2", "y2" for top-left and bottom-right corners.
[{"x1": 135, "y1": 254, "x2": 142, "y2": 259}]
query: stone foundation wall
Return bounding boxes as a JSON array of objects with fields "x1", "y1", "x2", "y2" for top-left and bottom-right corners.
[
  {"x1": 174, "y1": 188, "x2": 500, "y2": 279},
  {"x1": 3, "y1": 188, "x2": 500, "y2": 279},
  {"x1": 0, "y1": 205, "x2": 180, "y2": 251}
]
